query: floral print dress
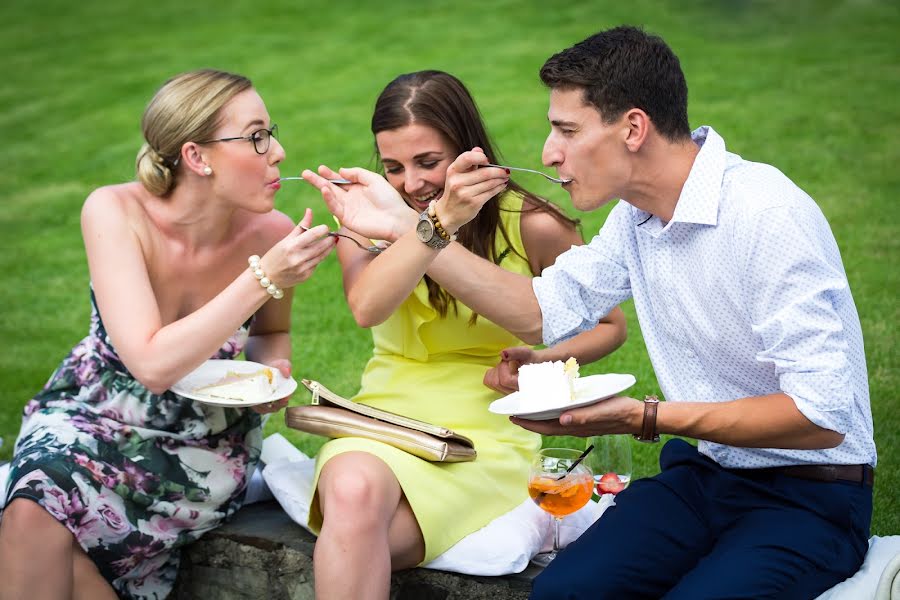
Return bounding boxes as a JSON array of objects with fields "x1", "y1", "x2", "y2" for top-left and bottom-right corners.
[{"x1": 1, "y1": 290, "x2": 262, "y2": 599}]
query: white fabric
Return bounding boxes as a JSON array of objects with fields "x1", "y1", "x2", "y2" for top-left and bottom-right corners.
[
  {"x1": 242, "y1": 432, "x2": 305, "y2": 505},
  {"x1": 815, "y1": 535, "x2": 900, "y2": 599},
  {"x1": 259, "y1": 434, "x2": 614, "y2": 576},
  {"x1": 534, "y1": 126, "x2": 875, "y2": 470},
  {"x1": 243, "y1": 468, "x2": 274, "y2": 505}
]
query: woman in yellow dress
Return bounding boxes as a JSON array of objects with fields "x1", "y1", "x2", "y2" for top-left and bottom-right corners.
[{"x1": 302, "y1": 70, "x2": 627, "y2": 599}]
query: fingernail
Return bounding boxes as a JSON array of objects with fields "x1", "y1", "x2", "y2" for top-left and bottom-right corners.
[
  {"x1": 560, "y1": 415, "x2": 572, "y2": 425},
  {"x1": 504, "y1": 168, "x2": 511, "y2": 174}
]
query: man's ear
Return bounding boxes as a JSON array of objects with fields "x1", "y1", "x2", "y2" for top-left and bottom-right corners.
[
  {"x1": 180, "y1": 142, "x2": 211, "y2": 176},
  {"x1": 623, "y1": 108, "x2": 650, "y2": 153}
]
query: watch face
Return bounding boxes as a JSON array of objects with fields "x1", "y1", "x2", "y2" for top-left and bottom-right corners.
[{"x1": 416, "y1": 217, "x2": 434, "y2": 242}]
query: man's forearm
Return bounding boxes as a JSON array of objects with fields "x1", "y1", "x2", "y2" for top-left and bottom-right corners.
[
  {"x1": 659, "y1": 393, "x2": 845, "y2": 450},
  {"x1": 427, "y1": 243, "x2": 544, "y2": 343}
]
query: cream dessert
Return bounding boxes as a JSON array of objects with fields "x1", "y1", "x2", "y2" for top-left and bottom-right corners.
[
  {"x1": 518, "y1": 358, "x2": 580, "y2": 405},
  {"x1": 195, "y1": 367, "x2": 275, "y2": 402}
]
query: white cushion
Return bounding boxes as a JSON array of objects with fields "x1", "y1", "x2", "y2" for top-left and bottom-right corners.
[
  {"x1": 259, "y1": 433, "x2": 614, "y2": 576},
  {"x1": 815, "y1": 535, "x2": 900, "y2": 599}
]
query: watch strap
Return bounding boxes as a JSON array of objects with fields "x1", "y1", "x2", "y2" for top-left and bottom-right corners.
[
  {"x1": 634, "y1": 395, "x2": 660, "y2": 443},
  {"x1": 417, "y1": 210, "x2": 451, "y2": 250}
]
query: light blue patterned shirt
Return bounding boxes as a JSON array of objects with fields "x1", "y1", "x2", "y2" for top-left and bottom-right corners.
[{"x1": 533, "y1": 126, "x2": 876, "y2": 469}]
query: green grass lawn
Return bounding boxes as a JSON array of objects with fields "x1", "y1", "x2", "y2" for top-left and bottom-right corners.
[{"x1": 1, "y1": 0, "x2": 897, "y2": 534}]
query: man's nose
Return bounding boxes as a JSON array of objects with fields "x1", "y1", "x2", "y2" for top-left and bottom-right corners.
[{"x1": 542, "y1": 134, "x2": 561, "y2": 167}]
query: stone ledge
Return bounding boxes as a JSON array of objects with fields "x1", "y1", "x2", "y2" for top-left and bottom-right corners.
[{"x1": 174, "y1": 501, "x2": 538, "y2": 600}]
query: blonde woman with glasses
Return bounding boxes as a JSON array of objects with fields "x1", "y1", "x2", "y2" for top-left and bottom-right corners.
[{"x1": 0, "y1": 69, "x2": 335, "y2": 599}]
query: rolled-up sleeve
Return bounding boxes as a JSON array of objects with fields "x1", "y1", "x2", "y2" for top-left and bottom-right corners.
[
  {"x1": 533, "y1": 203, "x2": 633, "y2": 346},
  {"x1": 738, "y1": 202, "x2": 855, "y2": 434}
]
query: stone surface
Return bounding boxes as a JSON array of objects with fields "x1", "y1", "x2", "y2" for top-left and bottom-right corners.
[{"x1": 174, "y1": 501, "x2": 537, "y2": 600}]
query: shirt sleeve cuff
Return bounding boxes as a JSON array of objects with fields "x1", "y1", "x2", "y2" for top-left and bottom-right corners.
[
  {"x1": 781, "y1": 372, "x2": 853, "y2": 435},
  {"x1": 532, "y1": 275, "x2": 592, "y2": 346}
]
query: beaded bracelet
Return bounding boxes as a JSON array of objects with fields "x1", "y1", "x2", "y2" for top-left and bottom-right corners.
[
  {"x1": 248, "y1": 255, "x2": 285, "y2": 300},
  {"x1": 428, "y1": 200, "x2": 457, "y2": 242}
]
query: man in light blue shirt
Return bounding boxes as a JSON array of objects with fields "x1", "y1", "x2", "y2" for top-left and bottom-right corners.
[{"x1": 306, "y1": 25, "x2": 875, "y2": 599}]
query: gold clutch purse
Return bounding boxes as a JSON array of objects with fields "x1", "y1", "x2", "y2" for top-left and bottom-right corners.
[{"x1": 284, "y1": 379, "x2": 476, "y2": 463}]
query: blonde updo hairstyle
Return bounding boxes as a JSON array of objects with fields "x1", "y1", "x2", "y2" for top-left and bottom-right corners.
[{"x1": 136, "y1": 69, "x2": 253, "y2": 196}]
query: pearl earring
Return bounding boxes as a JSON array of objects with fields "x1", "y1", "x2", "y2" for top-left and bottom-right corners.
[{"x1": 203, "y1": 166, "x2": 213, "y2": 176}]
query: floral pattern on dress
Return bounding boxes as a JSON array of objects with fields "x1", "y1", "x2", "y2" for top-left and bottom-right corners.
[{"x1": 2, "y1": 289, "x2": 261, "y2": 599}]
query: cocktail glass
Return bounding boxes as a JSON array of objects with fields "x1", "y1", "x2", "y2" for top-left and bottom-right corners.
[
  {"x1": 585, "y1": 434, "x2": 633, "y2": 497},
  {"x1": 527, "y1": 448, "x2": 594, "y2": 566}
]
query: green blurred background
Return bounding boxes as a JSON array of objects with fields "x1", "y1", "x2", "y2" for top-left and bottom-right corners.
[{"x1": 1, "y1": 0, "x2": 897, "y2": 533}]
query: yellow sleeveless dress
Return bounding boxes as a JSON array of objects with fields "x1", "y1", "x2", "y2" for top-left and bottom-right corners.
[{"x1": 307, "y1": 192, "x2": 541, "y2": 562}]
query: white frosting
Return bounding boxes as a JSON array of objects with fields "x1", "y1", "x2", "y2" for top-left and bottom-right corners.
[
  {"x1": 518, "y1": 359, "x2": 579, "y2": 405},
  {"x1": 195, "y1": 369, "x2": 275, "y2": 402}
]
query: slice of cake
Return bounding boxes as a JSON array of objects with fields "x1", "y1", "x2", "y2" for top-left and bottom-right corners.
[
  {"x1": 195, "y1": 368, "x2": 275, "y2": 402},
  {"x1": 518, "y1": 358, "x2": 580, "y2": 405}
]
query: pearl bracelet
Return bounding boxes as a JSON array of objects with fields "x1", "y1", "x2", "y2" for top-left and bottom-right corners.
[{"x1": 248, "y1": 255, "x2": 285, "y2": 300}]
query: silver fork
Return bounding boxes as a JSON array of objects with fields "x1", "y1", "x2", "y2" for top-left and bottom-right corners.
[
  {"x1": 482, "y1": 163, "x2": 571, "y2": 184},
  {"x1": 280, "y1": 176, "x2": 353, "y2": 185},
  {"x1": 299, "y1": 225, "x2": 383, "y2": 254}
]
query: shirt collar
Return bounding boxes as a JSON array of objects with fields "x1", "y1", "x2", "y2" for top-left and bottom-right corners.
[{"x1": 632, "y1": 125, "x2": 726, "y2": 234}]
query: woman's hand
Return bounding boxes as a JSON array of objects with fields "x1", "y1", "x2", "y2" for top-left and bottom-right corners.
[
  {"x1": 252, "y1": 358, "x2": 292, "y2": 414},
  {"x1": 483, "y1": 346, "x2": 542, "y2": 394},
  {"x1": 259, "y1": 208, "x2": 336, "y2": 289},
  {"x1": 302, "y1": 166, "x2": 417, "y2": 242},
  {"x1": 433, "y1": 148, "x2": 508, "y2": 235}
]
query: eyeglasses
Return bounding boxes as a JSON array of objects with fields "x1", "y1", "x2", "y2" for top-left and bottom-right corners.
[{"x1": 197, "y1": 124, "x2": 278, "y2": 154}]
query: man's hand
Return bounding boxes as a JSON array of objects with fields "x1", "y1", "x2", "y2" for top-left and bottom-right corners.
[{"x1": 510, "y1": 395, "x2": 643, "y2": 437}]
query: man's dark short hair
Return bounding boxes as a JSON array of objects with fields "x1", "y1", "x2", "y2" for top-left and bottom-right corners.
[{"x1": 540, "y1": 25, "x2": 691, "y2": 141}]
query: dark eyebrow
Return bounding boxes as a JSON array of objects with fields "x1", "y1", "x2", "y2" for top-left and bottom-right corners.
[
  {"x1": 412, "y1": 151, "x2": 444, "y2": 160},
  {"x1": 381, "y1": 151, "x2": 444, "y2": 164},
  {"x1": 550, "y1": 119, "x2": 578, "y2": 128}
]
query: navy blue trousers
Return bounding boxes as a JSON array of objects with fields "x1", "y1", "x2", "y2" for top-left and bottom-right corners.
[{"x1": 531, "y1": 439, "x2": 872, "y2": 600}]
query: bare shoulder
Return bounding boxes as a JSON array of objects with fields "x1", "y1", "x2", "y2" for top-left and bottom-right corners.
[
  {"x1": 81, "y1": 182, "x2": 147, "y2": 227},
  {"x1": 519, "y1": 198, "x2": 583, "y2": 249}
]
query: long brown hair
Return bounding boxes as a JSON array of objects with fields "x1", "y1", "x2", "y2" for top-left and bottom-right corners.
[{"x1": 371, "y1": 70, "x2": 579, "y2": 319}]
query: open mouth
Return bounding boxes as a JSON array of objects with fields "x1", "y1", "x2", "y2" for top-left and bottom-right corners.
[{"x1": 409, "y1": 188, "x2": 442, "y2": 209}]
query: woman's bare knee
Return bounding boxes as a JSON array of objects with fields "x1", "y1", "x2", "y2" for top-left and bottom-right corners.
[
  {"x1": 1, "y1": 498, "x2": 73, "y2": 550},
  {"x1": 318, "y1": 453, "x2": 402, "y2": 532}
]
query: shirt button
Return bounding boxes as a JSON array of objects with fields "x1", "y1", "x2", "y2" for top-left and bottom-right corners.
[{"x1": 684, "y1": 348, "x2": 696, "y2": 358}]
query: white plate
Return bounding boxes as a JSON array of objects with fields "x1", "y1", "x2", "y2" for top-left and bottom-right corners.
[
  {"x1": 488, "y1": 373, "x2": 636, "y2": 420},
  {"x1": 171, "y1": 359, "x2": 298, "y2": 407}
]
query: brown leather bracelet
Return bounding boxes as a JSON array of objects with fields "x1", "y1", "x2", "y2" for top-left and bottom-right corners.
[{"x1": 634, "y1": 395, "x2": 660, "y2": 443}]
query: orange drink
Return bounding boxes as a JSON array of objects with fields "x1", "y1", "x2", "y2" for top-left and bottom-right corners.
[
  {"x1": 528, "y1": 447, "x2": 594, "y2": 566},
  {"x1": 528, "y1": 473, "x2": 594, "y2": 518}
]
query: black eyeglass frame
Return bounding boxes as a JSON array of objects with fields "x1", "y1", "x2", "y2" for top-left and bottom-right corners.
[{"x1": 196, "y1": 124, "x2": 278, "y2": 155}]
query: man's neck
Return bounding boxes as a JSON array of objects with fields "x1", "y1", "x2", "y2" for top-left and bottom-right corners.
[{"x1": 622, "y1": 136, "x2": 700, "y2": 223}]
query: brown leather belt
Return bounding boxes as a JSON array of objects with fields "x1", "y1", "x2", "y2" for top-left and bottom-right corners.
[{"x1": 762, "y1": 464, "x2": 875, "y2": 487}]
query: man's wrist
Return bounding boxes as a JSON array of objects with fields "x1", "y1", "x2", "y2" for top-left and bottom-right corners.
[{"x1": 633, "y1": 395, "x2": 661, "y2": 442}]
